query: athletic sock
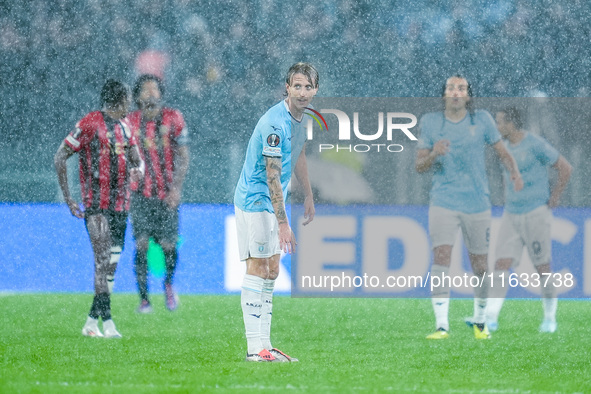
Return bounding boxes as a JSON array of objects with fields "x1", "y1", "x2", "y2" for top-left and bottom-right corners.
[
  {"x1": 541, "y1": 277, "x2": 557, "y2": 322},
  {"x1": 430, "y1": 264, "x2": 450, "y2": 331},
  {"x1": 261, "y1": 279, "x2": 275, "y2": 350},
  {"x1": 241, "y1": 274, "x2": 264, "y2": 355},
  {"x1": 473, "y1": 272, "x2": 489, "y2": 324},
  {"x1": 89, "y1": 294, "x2": 101, "y2": 320},
  {"x1": 85, "y1": 315, "x2": 99, "y2": 326},
  {"x1": 96, "y1": 293, "x2": 112, "y2": 321},
  {"x1": 486, "y1": 270, "x2": 509, "y2": 323},
  {"x1": 134, "y1": 250, "x2": 149, "y2": 301},
  {"x1": 164, "y1": 249, "x2": 178, "y2": 285}
]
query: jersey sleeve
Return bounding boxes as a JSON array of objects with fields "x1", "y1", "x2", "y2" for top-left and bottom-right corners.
[
  {"x1": 534, "y1": 135, "x2": 560, "y2": 166},
  {"x1": 480, "y1": 110, "x2": 502, "y2": 145},
  {"x1": 416, "y1": 114, "x2": 434, "y2": 150},
  {"x1": 259, "y1": 119, "x2": 283, "y2": 158},
  {"x1": 65, "y1": 112, "x2": 98, "y2": 152}
]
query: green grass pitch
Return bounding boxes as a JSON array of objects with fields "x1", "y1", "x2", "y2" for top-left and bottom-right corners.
[{"x1": 1, "y1": 294, "x2": 589, "y2": 393}]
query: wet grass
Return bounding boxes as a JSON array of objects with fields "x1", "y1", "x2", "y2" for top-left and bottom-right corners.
[{"x1": 0, "y1": 294, "x2": 589, "y2": 393}]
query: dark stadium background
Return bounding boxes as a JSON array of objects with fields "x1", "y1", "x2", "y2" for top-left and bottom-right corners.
[{"x1": 1, "y1": 0, "x2": 590, "y2": 206}]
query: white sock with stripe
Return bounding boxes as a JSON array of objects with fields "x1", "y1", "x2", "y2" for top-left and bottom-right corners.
[
  {"x1": 486, "y1": 270, "x2": 509, "y2": 324},
  {"x1": 541, "y1": 277, "x2": 557, "y2": 322},
  {"x1": 261, "y1": 279, "x2": 275, "y2": 350},
  {"x1": 473, "y1": 273, "x2": 489, "y2": 324},
  {"x1": 431, "y1": 264, "x2": 450, "y2": 331},
  {"x1": 241, "y1": 274, "x2": 264, "y2": 355}
]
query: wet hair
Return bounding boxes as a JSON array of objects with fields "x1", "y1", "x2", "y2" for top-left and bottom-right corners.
[
  {"x1": 441, "y1": 73, "x2": 475, "y2": 125},
  {"x1": 285, "y1": 62, "x2": 319, "y2": 88},
  {"x1": 100, "y1": 79, "x2": 130, "y2": 108},
  {"x1": 498, "y1": 106, "x2": 523, "y2": 129},
  {"x1": 100, "y1": 79, "x2": 129, "y2": 108},
  {"x1": 441, "y1": 73, "x2": 473, "y2": 98},
  {"x1": 133, "y1": 74, "x2": 165, "y2": 106}
]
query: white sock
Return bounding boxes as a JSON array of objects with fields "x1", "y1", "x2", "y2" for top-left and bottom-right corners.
[
  {"x1": 241, "y1": 274, "x2": 264, "y2": 355},
  {"x1": 431, "y1": 264, "x2": 450, "y2": 331},
  {"x1": 486, "y1": 270, "x2": 509, "y2": 323},
  {"x1": 261, "y1": 279, "x2": 275, "y2": 350},
  {"x1": 473, "y1": 273, "x2": 489, "y2": 324},
  {"x1": 85, "y1": 316, "x2": 99, "y2": 327},
  {"x1": 542, "y1": 298, "x2": 557, "y2": 322},
  {"x1": 541, "y1": 278, "x2": 557, "y2": 322}
]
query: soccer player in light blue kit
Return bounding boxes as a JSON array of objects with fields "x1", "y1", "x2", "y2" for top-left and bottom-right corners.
[
  {"x1": 486, "y1": 107, "x2": 572, "y2": 333},
  {"x1": 234, "y1": 63, "x2": 317, "y2": 362},
  {"x1": 416, "y1": 75, "x2": 523, "y2": 340}
]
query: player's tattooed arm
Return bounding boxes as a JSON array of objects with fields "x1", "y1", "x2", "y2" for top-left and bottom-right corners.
[
  {"x1": 54, "y1": 141, "x2": 83, "y2": 218},
  {"x1": 266, "y1": 156, "x2": 287, "y2": 224},
  {"x1": 266, "y1": 156, "x2": 296, "y2": 253}
]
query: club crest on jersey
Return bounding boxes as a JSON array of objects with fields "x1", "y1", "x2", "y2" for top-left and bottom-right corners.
[
  {"x1": 267, "y1": 133, "x2": 280, "y2": 147},
  {"x1": 113, "y1": 141, "x2": 127, "y2": 155}
]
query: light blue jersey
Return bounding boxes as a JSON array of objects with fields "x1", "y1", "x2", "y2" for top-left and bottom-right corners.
[
  {"x1": 417, "y1": 109, "x2": 501, "y2": 214},
  {"x1": 503, "y1": 133, "x2": 559, "y2": 214},
  {"x1": 234, "y1": 100, "x2": 307, "y2": 213}
]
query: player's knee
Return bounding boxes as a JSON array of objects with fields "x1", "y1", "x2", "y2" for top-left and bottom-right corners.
[
  {"x1": 135, "y1": 237, "x2": 149, "y2": 252},
  {"x1": 246, "y1": 258, "x2": 270, "y2": 279},
  {"x1": 495, "y1": 258, "x2": 513, "y2": 271},
  {"x1": 433, "y1": 246, "x2": 452, "y2": 266},
  {"x1": 536, "y1": 263, "x2": 552, "y2": 275},
  {"x1": 161, "y1": 242, "x2": 176, "y2": 253},
  {"x1": 268, "y1": 269, "x2": 279, "y2": 280},
  {"x1": 468, "y1": 253, "x2": 488, "y2": 275},
  {"x1": 267, "y1": 255, "x2": 280, "y2": 280}
]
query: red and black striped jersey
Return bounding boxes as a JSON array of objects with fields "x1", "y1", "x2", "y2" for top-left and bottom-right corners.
[
  {"x1": 127, "y1": 108, "x2": 188, "y2": 200},
  {"x1": 64, "y1": 111, "x2": 138, "y2": 211}
]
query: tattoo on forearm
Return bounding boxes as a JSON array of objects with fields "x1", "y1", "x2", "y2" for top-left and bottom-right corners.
[
  {"x1": 267, "y1": 157, "x2": 287, "y2": 223},
  {"x1": 269, "y1": 161, "x2": 282, "y2": 173}
]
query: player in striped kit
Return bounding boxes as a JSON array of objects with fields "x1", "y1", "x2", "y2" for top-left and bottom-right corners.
[
  {"x1": 127, "y1": 74, "x2": 190, "y2": 313},
  {"x1": 55, "y1": 79, "x2": 145, "y2": 338}
]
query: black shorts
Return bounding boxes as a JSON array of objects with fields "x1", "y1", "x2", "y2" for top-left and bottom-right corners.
[
  {"x1": 84, "y1": 209, "x2": 128, "y2": 249},
  {"x1": 130, "y1": 194, "x2": 179, "y2": 244}
]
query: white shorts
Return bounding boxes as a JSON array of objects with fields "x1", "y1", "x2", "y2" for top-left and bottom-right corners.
[
  {"x1": 495, "y1": 205, "x2": 552, "y2": 267},
  {"x1": 428, "y1": 206, "x2": 491, "y2": 255},
  {"x1": 235, "y1": 206, "x2": 281, "y2": 261}
]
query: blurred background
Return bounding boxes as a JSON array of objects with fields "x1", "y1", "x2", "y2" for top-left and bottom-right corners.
[{"x1": 1, "y1": 0, "x2": 590, "y2": 205}]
